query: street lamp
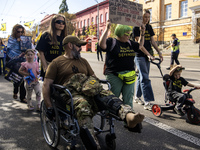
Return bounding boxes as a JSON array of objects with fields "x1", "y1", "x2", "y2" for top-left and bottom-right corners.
[{"x1": 94, "y1": 0, "x2": 99, "y2": 41}]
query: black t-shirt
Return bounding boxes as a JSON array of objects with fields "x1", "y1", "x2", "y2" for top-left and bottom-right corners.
[
  {"x1": 169, "y1": 76, "x2": 188, "y2": 93},
  {"x1": 102, "y1": 38, "x2": 139, "y2": 74},
  {"x1": 36, "y1": 32, "x2": 65, "y2": 62},
  {"x1": 133, "y1": 24, "x2": 155, "y2": 57}
]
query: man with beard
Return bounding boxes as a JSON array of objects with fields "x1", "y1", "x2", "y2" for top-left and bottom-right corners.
[{"x1": 42, "y1": 35, "x2": 144, "y2": 150}]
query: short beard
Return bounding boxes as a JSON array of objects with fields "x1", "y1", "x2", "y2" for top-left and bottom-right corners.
[{"x1": 71, "y1": 46, "x2": 81, "y2": 59}]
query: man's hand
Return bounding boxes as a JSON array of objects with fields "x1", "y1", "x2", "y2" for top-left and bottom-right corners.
[
  {"x1": 46, "y1": 107, "x2": 54, "y2": 120},
  {"x1": 140, "y1": 24, "x2": 145, "y2": 34}
]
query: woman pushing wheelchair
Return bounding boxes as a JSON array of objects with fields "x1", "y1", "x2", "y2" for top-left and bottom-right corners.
[{"x1": 42, "y1": 35, "x2": 144, "y2": 150}]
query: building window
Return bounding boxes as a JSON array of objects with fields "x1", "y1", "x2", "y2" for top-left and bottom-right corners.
[
  {"x1": 77, "y1": 22, "x2": 79, "y2": 28},
  {"x1": 91, "y1": 17, "x2": 94, "y2": 24},
  {"x1": 149, "y1": 9, "x2": 152, "y2": 22},
  {"x1": 84, "y1": 19, "x2": 86, "y2": 27},
  {"x1": 134, "y1": 0, "x2": 139, "y2": 2},
  {"x1": 180, "y1": 0, "x2": 188, "y2": 17},
  {"x1": 80, "y1": 21, "x2": 82, "y2": 28},
  {"x1": 105, "y1": 12, "x2": 108, "y2": 22},
  {"x1": 100, "y1": 14, "x2": 103, "y2": 23},
  {"x1": 165, "y1": 4, "x2": 172, "y2": 20},
  {"x1": 96, "y1": 16, "x2": 98, "y2": 24},
  {"x1": 88, "y1": 18, "x2": 90, "y2": 26}
]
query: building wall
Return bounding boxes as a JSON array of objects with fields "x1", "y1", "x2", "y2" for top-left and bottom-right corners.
[{"x1": 137, "y1": 0, "x2": 200, "y2": 43}]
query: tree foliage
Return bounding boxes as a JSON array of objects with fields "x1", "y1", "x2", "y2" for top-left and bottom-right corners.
[
  {"x1": 63, "y1": 12, "x2": 76, "y2": 35},
  {"x1": 59, "y1": 0, "x2": 69, "y2": 13},
  {"x1": 85, "y1": 22, "x2": 97, "y2": 36}
]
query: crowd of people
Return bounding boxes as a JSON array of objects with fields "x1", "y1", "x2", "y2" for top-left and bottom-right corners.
[{"x1": 1, "y1": 9, "x2": 199, "y2": 150}]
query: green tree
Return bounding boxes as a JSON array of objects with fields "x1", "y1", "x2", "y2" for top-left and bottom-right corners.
[
  {"x1": 85, "y1": 22, "x2": 97, "y2": 36},
  {"x1": 59, "y1": 0, "x2": 69, "y2": 13}
]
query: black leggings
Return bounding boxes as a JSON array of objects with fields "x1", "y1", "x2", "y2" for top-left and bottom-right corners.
[
  {"x1": 170, "y1": 52, "x2": 180, "y2": 65},
  {"x1": 13, "y1": 80, "x2": 26, "y2": 100}
]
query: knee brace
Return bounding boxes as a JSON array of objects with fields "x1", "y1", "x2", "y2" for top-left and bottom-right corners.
[
  {"x1": 94, "y1": 94, "x2": 123, "y2": 116},
  {"x1": 80, "y1": 127, "x2": 97, "y2": 150}
]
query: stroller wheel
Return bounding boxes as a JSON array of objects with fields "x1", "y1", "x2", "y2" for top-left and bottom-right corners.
[
  {"x1": 152, "y1": 104, "x2": 162, "y2": 117},
  {"x1": 187, "y1": 107, "x2": 200, "y2": 125}
]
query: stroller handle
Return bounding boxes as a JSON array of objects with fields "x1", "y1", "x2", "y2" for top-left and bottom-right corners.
[{"x1": 150, "y1": 58, "x2": 161, "y2": 66}]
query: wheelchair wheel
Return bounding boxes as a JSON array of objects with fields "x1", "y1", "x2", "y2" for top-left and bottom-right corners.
[
  {"x1": 187, "y1": 107, "x2": 200, "y2": 125},
  {"x1": 40, "y1": 100, "x2": 60, "y2": 148},
  {"x1": 105, "y1": 133, "x2": 116, "y2": 150},
  {"x1": 152, "y1": 104, "x2": 162, "y2": 117}
]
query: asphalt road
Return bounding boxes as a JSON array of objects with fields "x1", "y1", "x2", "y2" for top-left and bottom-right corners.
[{"x1": 0, "y1": 52, "x2": 199, "y2": 150}]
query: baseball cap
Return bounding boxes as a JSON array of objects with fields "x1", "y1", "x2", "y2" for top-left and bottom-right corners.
[
  {"x1": 63, "y1": 35, "x2": 87, "y2": 46},
  {"x1": 171, "y1": 33, "x2": 176, "y2": 37}
]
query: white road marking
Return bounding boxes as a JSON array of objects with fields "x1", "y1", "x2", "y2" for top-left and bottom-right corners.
[{"x1": 144, "y1": 117, "x2": 200, "y2": 147}]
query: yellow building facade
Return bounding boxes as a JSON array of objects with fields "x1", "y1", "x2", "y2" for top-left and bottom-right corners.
[{"x1": 134, "y1": 0, "x2": 200, "y2": 43}]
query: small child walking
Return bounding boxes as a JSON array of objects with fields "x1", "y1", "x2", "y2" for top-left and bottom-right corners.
[{"x1": 19, "y1": 49, "x2": 41, "y2": 110}]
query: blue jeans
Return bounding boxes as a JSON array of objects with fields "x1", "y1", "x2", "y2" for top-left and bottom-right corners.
[
  {"x1": 106, "y1": 71, "x2": 135, "y2": 108},
  {"x1": 0, "y1": 58, "x2": 6, "y2": 74},
  {"x1": 134, "y1": 56, "x2": 154, "y2": 102}
]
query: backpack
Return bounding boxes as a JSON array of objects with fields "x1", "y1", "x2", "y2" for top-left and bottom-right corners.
[{"x1": 103, "y1": 38, "x2": 132, "y2": 75}]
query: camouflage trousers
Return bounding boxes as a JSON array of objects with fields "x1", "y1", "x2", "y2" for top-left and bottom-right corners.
[{"x1": 71, "y1": 89, "x2": 134, "y2": 147}]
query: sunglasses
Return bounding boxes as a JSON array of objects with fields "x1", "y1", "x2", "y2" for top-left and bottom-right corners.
[
  {"x1": 17, "y1": 31, "x2": 23, "y2": 33},
  {"x1": 55, "y1": 20, "x2": 65, "y2": 25},
  {"x1": 75, "y1": 44, "x2": 82, "y2": 48},
  {"x1": 124, "y1": 33, "x2": 130, "y2": 36}
]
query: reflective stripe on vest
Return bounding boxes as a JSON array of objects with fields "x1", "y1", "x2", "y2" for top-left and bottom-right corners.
[{"x1": 171, "y1": 38, "x2": 180, "y2": 52}]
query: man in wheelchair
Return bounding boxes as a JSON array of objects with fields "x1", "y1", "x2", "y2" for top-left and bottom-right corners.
[
  {"x1": 168, "y1": 65, "x2": 200, "y2": 116},
  {"x1": 42, "y1": 35, "x2": 144, "y2": 149}
]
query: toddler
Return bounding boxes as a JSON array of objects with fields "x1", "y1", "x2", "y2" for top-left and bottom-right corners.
[
  {"x1": 168, "y1": 65, "x2": 200, "y2": 115},
  {"x1": 19, "y1": 49, "x2": 41, "y2": 110}
]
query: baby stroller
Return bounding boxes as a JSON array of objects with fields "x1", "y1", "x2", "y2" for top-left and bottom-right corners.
[
  {"x1": 40, "y1": 80, "x2": 121, "y2": 150},
  {"x1": 150, "y1": 58, "x2": 200, "y2": 125}
]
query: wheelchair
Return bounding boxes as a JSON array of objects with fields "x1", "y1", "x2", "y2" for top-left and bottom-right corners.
[
  {"x1": 40, "y1": 80, "x2": 119, "y2": 149},
  {"x1": 150, "y1": 58, "x2": 200, "y2": 125}
]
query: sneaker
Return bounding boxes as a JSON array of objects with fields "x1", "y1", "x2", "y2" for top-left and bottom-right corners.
[
  {"x1": 28, "y1": 105, "x2": 34, "y2": 111},
  {"x1": 134, "y1": 97, "x2": 144, "y2": 105},
  {"x1": 174, "y1": 107, "x2": 185, "y2": 116},
  {"x1": 144, "y1": 103, "x2": 152, "y2": 110},
  {"x1": 166, "y1": 67, "x2": 170, "y2": 70}
]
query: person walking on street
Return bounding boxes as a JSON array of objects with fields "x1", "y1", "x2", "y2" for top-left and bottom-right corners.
[
  {"x1": 96, "y1": 42, "x2": 103, "y2": 61},
  {"x1": 18, "y1": 49, "x2": 41, "y2": 111},
  {"x1": 99, "y1": 20, "x2": 154, "y2": 109},
  {"x1": 166, "y1": 34, "x2": 181, "y2": 70},
  {"x1": 133, "y1": 9, "x2": 163, "y2": 110},
  {"x1": 6, "y1": 24, "x2": 27, "y2": 103},
  {"x1": 36, "y1": 14, "x2": 67, "y2": 80},
  {"x1": 0, "y1": 38, "x2": 7, "y2": 75}
]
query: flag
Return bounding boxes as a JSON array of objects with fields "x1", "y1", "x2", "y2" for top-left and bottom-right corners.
[
  {"x1": 35, "y1": 32, "x2": 42, "y2": 43},
  {"x1": 24, "y1": 20, "x2": 34, "y2": 29},
  {"x1": 1, "y1": 23, "x2": 6, "y2": 31},
  {"x1": 35, "y1": 25, "x2": 39, "y2": 36}
]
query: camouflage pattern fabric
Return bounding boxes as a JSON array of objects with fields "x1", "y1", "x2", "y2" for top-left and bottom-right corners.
[
  {"x1": 64, "y1": 73, "x2": 103, "y2": 96},
  {"x1": 62, "y1": 73, "x2": 135, "y2": 147}
]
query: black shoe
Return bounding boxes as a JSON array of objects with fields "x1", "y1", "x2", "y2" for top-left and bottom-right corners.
[
  {"x1": 20, "y1": 98, "x2": 27, "y2": 103},
  {"x1": 166, "y1": 67, "x2": 170, "y2": 70}
]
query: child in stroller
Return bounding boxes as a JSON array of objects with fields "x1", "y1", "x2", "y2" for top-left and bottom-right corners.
[{"x1": 168, "y1": 65, "x2": 200, "y2": 116}]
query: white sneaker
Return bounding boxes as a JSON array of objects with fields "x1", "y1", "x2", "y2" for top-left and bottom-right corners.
[
  {"x1": 134, "y1": 97, "x2": 144, "y2": 105},
  {"x1": 144, "y1": 103, "x2": 152, "y2": 110}
]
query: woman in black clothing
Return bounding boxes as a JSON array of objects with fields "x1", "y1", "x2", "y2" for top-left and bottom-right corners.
[{"x1": 36, "y1": 14, "x2": 68, "y2": 80}]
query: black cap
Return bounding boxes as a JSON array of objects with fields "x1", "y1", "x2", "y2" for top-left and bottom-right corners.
[{"x1": 171, "y1": 33, "x2": 176, "y2": 37}]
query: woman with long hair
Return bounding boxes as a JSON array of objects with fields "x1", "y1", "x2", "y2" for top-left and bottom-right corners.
[
  {"x1": 36, "y1": 14, "x2": 68, "y2": 80},
  {"x1": 7, "y1": 24, "x2": 27, "y2": 103},
  {"x1": 133, "y1": 9, "x2": 163, "y2": 110}
]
